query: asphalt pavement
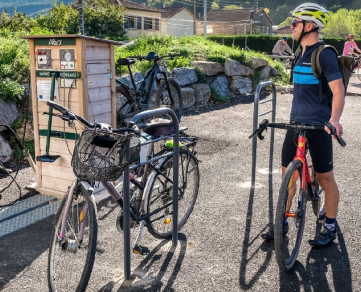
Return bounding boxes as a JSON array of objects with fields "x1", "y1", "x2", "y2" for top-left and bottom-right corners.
[{"x1": 1, "y1": 89, "x2": 361, "y2": 291}]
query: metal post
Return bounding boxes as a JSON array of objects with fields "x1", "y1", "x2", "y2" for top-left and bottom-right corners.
[
  {"x1": 193, "y1": 0, "x2": 196, "y2": 35},
  {"x1": 251, "y1": 81, "x2": 277, "y2": 188},
  {"x1": 172, "y1": 114, "x2": 179, "y2": 247},
  {"x1": 79, "y1": 0, "x2": 84, "y2": 35},
  {"x1": 45, "y1": 73, "x2": 56, "y2": 155},
  {"x1": 203, "y1": 0, "x2": 207, "y2": 37},
  {"x1": 123, "y1": 137, "x2": 131, "y2": 280}
]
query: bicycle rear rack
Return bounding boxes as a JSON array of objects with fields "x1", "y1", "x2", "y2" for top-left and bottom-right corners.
[{"x1": 251, "y1": 81, "x2": 277, "y2": 189}]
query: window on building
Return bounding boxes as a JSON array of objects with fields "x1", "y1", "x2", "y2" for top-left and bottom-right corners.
[
  {"x1": 124, "y1": 15, "x2": 135, "y2": 29},
  {"x1": 155, "y1": 18, "x2": 159, "y2": 31},
  {"x1": 137, "y1": 17, "x2": 142, "y2": 30},
  {"x1": 144, "y1": 17, "x2": 153, "y2": 30}
]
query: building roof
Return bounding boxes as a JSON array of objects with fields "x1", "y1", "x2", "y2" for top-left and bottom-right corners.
[
  {"x1": 161, "y1": 7, "x2": 186, "y2": 19},
  {"x1": 200, "y1": 8, "x2": 273, "y2": 25},
  {"x1": 118, "y1": 0, "x2": 165, "y2": 13},
  {"x1": 275, "y1": 25, "x2": 292, "y2": 34},
  {"x1": 200, "y1": 8, "x2": 254, "y2": 22}
]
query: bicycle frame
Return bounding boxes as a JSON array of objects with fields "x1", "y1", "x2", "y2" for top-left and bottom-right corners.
[
  {"x1": 119, "y1": 58, "x2": 173, "y2": 110},
  {"x1": 293, "y1": 132, "x2": 312, "y2": 189},
  {"x1": 58, "y1": 138, "x2": 178, "y2": 242}
]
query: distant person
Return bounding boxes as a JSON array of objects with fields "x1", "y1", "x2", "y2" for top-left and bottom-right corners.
[
  {"x1": 343, "y1": 34, "x2": 361, "y2": 71},
  {"x1": 272, "y1": 36, "x2": 294, "y2": 56}
]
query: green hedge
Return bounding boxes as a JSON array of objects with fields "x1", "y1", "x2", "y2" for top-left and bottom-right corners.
[{"x1": 207, "y1": 34, "x2": 347, "y2": 55}]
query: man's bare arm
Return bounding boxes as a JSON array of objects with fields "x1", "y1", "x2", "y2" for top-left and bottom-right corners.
[{"x1": 327, "y1": 79, "x2": 345, "y2": 137}]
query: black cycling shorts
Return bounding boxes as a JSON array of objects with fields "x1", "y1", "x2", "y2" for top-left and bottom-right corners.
[{"x1": 281, "y1": 127, "x2": 333, "y2": 173}]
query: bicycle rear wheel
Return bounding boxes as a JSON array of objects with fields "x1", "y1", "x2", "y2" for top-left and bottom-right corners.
[
  {"x1": 311, "y1": 172, "x2": 325, "y2": 221},
  {"x1": 274, "y1": 160, "x2": 306, "y2": 272},
  {"x1": 158, "y1": 77, "x2": 183, "y2": 122},
  {"x1": 48, "y1": 183, "x2": 98, "y2": 292},
  {"x1": 146, "y1": 150, "x2": 199, "y2": 239}
]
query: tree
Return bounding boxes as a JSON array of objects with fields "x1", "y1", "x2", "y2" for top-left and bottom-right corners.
[
  {"x1": 0, "y1": 9, "x2": 38, "y2": 32},
  {"x1": 211, "y1": 1, "x2": 220, "y2": 9},
  {"x1": 322, "y1": 9, "x2": 361, "y2": 39},
  {"x1": 278, "y1": 17, "x2": 292, "y2": 28},
  {"x1": 223, "y1": 5, "x2": 243, "y2": 10}
]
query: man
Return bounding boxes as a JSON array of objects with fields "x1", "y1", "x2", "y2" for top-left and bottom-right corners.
[
  {"x1": 262, "y1": 3, "x2": 345, "y2": 248},
  {"x1": 272, "y1": 36, "x2": 293, "y2": 56}
]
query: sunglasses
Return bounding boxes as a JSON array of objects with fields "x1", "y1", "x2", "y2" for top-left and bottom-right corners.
[{"x1": 291, "y1": 19, "x2": 303, "y2": 28}]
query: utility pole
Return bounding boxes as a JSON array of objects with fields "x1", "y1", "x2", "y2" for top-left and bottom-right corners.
[
  {"x1": 203, "y1": 0, "x2": 207, "y2": 37},
  {"x1": 79, "y1": 0, "x2": 84, "y2": 35},
  {"x1": 193, "y1": 0, "x2": 196, "y2": 35}
]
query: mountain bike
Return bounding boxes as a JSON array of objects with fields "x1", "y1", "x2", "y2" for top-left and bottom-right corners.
[
  {"x1": 250, "y1": 119, "x2": 346, "y2": 272},
  {"x1": 45, "y1": 101, "x2": 199, "y2": 291},
  {"x1": 116, "y1": 52, "x2": 183, "y2": 126}
]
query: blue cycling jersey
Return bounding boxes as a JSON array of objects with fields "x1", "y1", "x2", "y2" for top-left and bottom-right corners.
[{"x1": 291, "y1": 41, "x2": 342, "y2": 124}]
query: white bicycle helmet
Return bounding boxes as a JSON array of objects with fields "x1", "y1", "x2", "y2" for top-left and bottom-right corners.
[{"x1": 292, "y1": 3, "x2": 329, "y2": 28}]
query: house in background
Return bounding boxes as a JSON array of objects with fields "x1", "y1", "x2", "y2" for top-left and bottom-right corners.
[
  {"x1": 161, "y1": 7, "x2": 194, "y2": 37},
  {"x1": 119, "y1": 0, "x2": 164, "y2": 39},
  {"x1": 273, "y1": 25, "x2": 292, "y2": 36},
  {"x1": 197, "y1": 8, "x2": 273, "y2": 35}
]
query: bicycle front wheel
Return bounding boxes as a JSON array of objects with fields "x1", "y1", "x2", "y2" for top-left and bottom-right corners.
[
  {"x1": 158, "y1": 77, "x2": 183, "y2": 122},
  {"x1": 48, "y1": 183, "x2": 98, "y2": 292},
  {"x1": 274, "y1": 160, "x2": 306, "y2": 272},
  {"x1": 147, "y1": 150, "x2": 199, "y2": 239}
]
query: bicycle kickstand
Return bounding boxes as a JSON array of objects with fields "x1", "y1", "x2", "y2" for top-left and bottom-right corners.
[{"x1": 132, "y1": 220, "x2": 150, "y2": 255}]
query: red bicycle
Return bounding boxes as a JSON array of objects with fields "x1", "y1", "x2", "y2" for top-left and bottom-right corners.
[{"x1": 250, "y1": 119, "x2": 346, "y2": 272}]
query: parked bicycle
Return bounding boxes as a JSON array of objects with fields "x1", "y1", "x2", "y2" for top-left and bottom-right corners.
[
  {"x1": 250, "y1": 119, "x2": 345, "y2": 272},
  {"x1": 45, "y1": 101, "x2": 199, "y2": 291},
  {"x1": 0, "y1": 124, "x2": 36, "y2": 204},
  {"x1": 116, "y1": 52, "x2": 183, "y2": 126}
]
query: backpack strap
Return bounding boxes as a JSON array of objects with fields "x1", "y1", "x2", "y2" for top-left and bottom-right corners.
[
  {"x1": 289, "y1": 46, "x2": 302, "y2": 84},
  {"x1": 311, "y1": 45, "x2": 338, "y2": 104}
]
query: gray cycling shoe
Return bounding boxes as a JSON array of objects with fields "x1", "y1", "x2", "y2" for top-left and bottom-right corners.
[
  {"x1": 309, "y1": 226, "x2": 337, "y2": 247},
  {"x1": 261, "y1": 222, "x2": 289, "y2": 241}
]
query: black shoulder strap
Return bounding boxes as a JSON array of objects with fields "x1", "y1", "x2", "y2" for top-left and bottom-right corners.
[
  {"x1": 311, "y1": 45, "x2": 338, "y2": 104},
  {"x1": 289, "y1": 46, "x2": 302, "y2": 84}
]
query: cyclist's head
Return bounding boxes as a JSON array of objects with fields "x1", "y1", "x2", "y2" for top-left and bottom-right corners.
[
  {"x1": 281, "y1": 36, "x2": 288, "y2": 41},
  {"x1": 292, "y1": 3, "x2": 329, "y2": 29},
  {"x1": 347, "y1": 34, "x2": 355, "y2": 41}
]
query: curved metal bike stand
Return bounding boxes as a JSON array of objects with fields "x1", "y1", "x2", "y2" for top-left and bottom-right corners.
[
  {"x1": 123, "y1": 108, "x2": 179, "y2": 280},
  {"x1": 251, "y1": 81, "x2": 277, "y2": 189}
]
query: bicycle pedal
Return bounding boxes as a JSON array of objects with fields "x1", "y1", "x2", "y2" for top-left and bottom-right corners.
[{"x1": 133, "y1": 244, "x2": 150, "y2": 255}]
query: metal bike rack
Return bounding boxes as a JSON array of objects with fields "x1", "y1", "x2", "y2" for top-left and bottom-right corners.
[
  {"x1": 251, "y1": 81, "x2": 277, "y2": 188},
  {"x1": 123, "y1": 107, "x2": 179, "y2": 280}
]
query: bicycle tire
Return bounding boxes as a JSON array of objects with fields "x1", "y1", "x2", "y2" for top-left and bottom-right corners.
[
  {"x1": 146, "y1": 150, "x2": 199, "y2": 239},
  {"x1": 48, "y1": 183, "x2": 98, "y2": 292},
  {"x1": 158, "y1": 77, "x2": 183, "y2": 122},
  {"x1": 274, "y1": 160, "x2": 306, "y2": 272},
  {"x1": 357, "y1": 66, "x2": 361, "y2": 81}
]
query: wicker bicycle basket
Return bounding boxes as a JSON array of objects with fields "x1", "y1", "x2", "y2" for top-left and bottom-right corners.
[{"x1": 71, "y1": 130, "x2": 140, "y2": 181}]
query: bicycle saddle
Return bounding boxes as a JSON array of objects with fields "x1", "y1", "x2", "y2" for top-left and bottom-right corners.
[
  {"x1": 143, "y1": 118, "x2": 174, "y2": 137},
  {"x1": 117, "y1": 58, "x2": 136, "y2": 66}
]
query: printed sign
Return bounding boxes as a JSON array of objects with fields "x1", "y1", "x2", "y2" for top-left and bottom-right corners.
[{"x1": 37, "y1": 80, "x2": 59, "y2": 101}]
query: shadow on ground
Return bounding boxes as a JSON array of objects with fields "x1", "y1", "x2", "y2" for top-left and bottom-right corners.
[
  {"x1": 0, "y1": 216, "x2": 53, "y2": 290},
  {"x1": 98, "y1": 233, "x2": 188, "y2": 292},
  {"x1": 238, "y1": 172, "x2": 352, "y2": 291}
]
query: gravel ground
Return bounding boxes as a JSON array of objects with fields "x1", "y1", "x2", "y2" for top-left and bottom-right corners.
[{"x1": 1, "y1": 92, "x2": 361, "y2": 291}]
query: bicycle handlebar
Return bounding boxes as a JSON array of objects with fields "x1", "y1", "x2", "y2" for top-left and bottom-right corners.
[
  {"x1": 45, "y1": 101, "x2": 135, "y2": 135},
  {"x1": 249, "y1": 119, "x2": 346, "y2": 147},
  {"x1": 127, "y1": 53, "x2": 182, "y2": 61}
]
